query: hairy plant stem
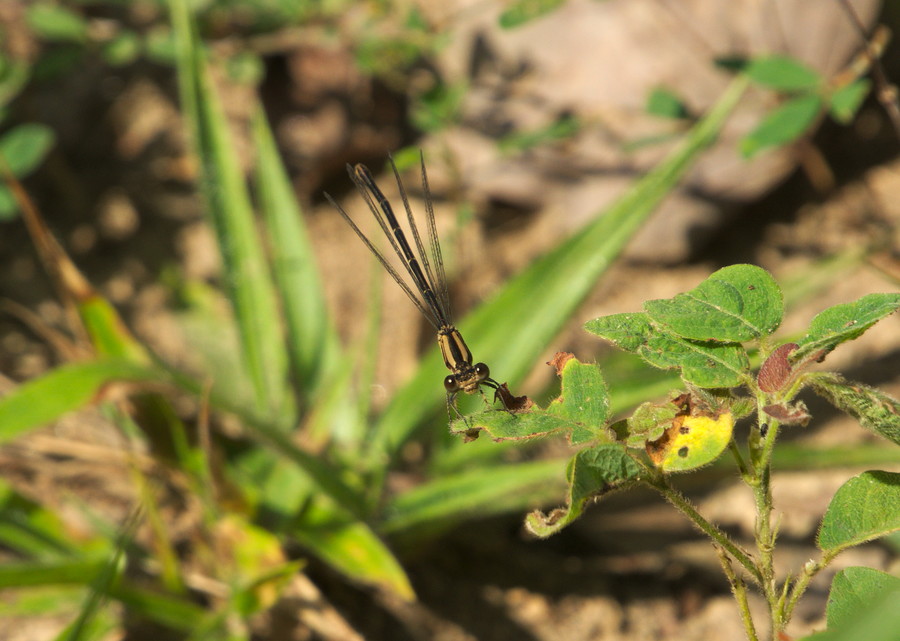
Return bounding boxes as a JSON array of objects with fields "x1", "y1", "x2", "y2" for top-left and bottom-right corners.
[
  {"x1": 781, "y1": 551, "x2": 836, "y2": 624},
  {"x1": 648, "y1": 474, "x2": 762, "y2": 585},
  {"x1": 718, "y1": 546, "x2": 760, "y2": 641},
  {"x1": 751, "y1": 390, "x2": 782, "y2": 637}
]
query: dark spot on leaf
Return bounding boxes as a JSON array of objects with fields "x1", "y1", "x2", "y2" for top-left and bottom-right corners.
[
  {"x1": 747, "y1": 285, "x2": 756, "y2": 290},
  {"x1": 678, "y1": 446, "x2": 689, "y2": 457}
]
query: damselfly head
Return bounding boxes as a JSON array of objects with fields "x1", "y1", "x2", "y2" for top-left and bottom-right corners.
[{"x1": 443, "y1": 362, "x2": 491, "y2": 395}]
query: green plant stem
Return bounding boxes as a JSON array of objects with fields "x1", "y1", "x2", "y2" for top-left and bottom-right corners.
[
  {"x1": 749, "y1": 386, "x2": 784, "y2": 635},
  {"x1": 648, "y1": 475, "x2": 762, "y2": 585},
  {"x1": 780, "y1": 551, "x2": 834, "y2": 626},
  {"x1": 729, "y1": 440, "x2": 751, "y2": 481},
  {"x1": 717, "y1": 546, "x2": 760, "y2": 641}
]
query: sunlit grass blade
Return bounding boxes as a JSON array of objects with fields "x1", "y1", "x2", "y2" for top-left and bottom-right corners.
[
  {"x1": 370, "y1": 76, "x2": 750, "y2": 462},
  {"x1": 381, "y1": 459, "x2": 566, "y2": 536},
  {"x1": 54, "y1": 512, "x2": 136, "y2": 641},
  {"x1": 0, "y1": 558, "x2": 107, "y2": 588},
  {"x1": 231, "y1": 445, "x2": 414, "y2": 598},
  {"x1": 0, "y1": 359, "x2": 161, "y2": 444},
  {"x1": 251, "y1": 106, "x2": 342, "y2": 405},
  {"x1": 168, "y1": 0, "x2": 289, "y2": 421},
  {"x1": 0, "y1": 484, "x2": 83, "y2": 559},
  {"x1": 291, "y1": 498, "x2": 416, "y2": 600}
]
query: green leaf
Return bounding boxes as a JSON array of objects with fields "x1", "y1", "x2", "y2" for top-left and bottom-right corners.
[
  {"x1": 587, "y1": 312, "x2": 750, "y2": 387},
  {"x1": 644, "y1": 264, "x2": 783, "y2": 341},
  {"x1": 808, "y1": 374, "x2": 900, "y2": 446},
  {"x1": 226, "y1": 51, "x2": 264, "y2": 86},
  {"x1": 450, "y1": 408, "x2": 573, "y2": 442},
  {"x1": 585, "y1": 312, "x2": 653, "y2": 352},
  {"x1": 410, "y1": 81, "x2": 466, "y2": 133},
  {"x1": 547, "y1": 358, "x2": 610, "y2": 443},
  {"x1": 0, "y1": 123, "x2": 55, "y2": 177},
  {"x1": 624, "y1": 401, "x2": 677, "y2": 447},
  {"x1": 498, "y1": 115, "x2": 580, "y2": 153},
  {"x1": 827, "y1": 567, "x2": 900, "y2": 629},
  {"x1": 526, "y1": 444, "x2": 641, "y2": 537},
  {"x1": 26, "y1": 4, "x2": 88, "y2": 43},
  {"x1": 818, "y1": 471, "x2": 900, "y2": 553},
  {"x1": 745, "y1": 55, "x2": 822, "y2": 91},
  {"x1": 0, "y1": 57, "x2": 30, "y2": 106},
  {"x1": 499, "y1": 0, "x2": 567, "y2": 29},
  {"x1": 794, "y1": 293, "x2": 900, "y2": 363},
  {"x1": 804, "y1": 589, "x2": 900, "y2": 641},
  {"x1": 0, "y1": 186, "x2": 18, "y2": 220},
  {"x1": 101, "y1": 31, "x2": 142, "y2": 67},
  {"x1": 646, "y1": 87, "x2": 689, "y2": 119},
  {"x1": 828, "y1": 79, "x2": 871, "y2": 124},
  {"x1": 144, "y1": 26, "x2": 177, "y2": 64},
  {"x1": 0, "y1": 360, "x2": 161, "y2": 444},
  {"x1": 741, "y1": 94, "x2": 822, "y2": 157},
  {"x1": 644, "y1": 333, "x2": 749, "y2": 387}
]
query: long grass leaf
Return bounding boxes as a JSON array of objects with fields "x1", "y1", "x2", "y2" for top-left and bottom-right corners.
[
  {"x1": 292, "y1": 498, "x2": 415, "y2": 600},
  {"x1": 251, "y1": 107, "x2": 342, "y2": 402},
  {"x1": 381, "y1": 459, "x2": 565, "y2": 535},
  {"x1": 0, "y1": 360, "x2": 160, "y2": 444},
  {"x1": 370, "y1": 76, "x2": 750, "y2": 461},
  {"x1": 167, "y1": 0, "x2": 288, "y2": 420}
]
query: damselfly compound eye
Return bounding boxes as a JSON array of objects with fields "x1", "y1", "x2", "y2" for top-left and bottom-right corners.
[
  {"x1": 474, "y1": 363, "x2": 490, "y2": 382},
  {"x1": 444, "y1": 375, "x2": 460, "y2": 393}
]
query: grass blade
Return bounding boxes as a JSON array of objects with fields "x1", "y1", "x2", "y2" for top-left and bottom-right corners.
[
  {"x1": 168, "y1": 0, "x2": 288, "y2": 420},
  {"x1": 251, "y1": 106, "x2": 342, "y2": 405},
  {"x1": 370, "y1": 76, "x2": 751, "y2": 462}
]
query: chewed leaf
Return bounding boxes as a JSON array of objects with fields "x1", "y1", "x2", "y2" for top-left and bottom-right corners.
[
  {"x1": 526, "y1": 444, "x2": 641, "y2": 537},
  {"x1": 625, "y1": 402, "x2": 678, "y2": 448},
  {"x1": 818, "y1": 471, "x2": 900, "y2": 553},
  {"x1": 640, "y1": 332, "x2": 749, "y2": 387},
  {"x1": 586, "y1": 311, "x2": 750, "y2": 387},
  {"x1": 644, "y1": 264, "x2": 783, "y2": 341},
  {"x1": 450, "y1": 409, "x2": 572, "y2": 443},
  {"x1": 646, "y1": 411, "x2": 734, "y2": 473},
  {"x1": 584, "y1": 312, "x2": 653, "y2": 352},
  {"x1": 794, "y1": 293, "x2": 900, "y2": 363},
  {"x1": 547, "y1": 358, "x2": 610, "y2": 444}
]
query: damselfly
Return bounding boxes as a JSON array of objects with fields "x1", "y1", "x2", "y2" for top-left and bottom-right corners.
[{"x1": 326, "y1": 154, "x2": 502, "y2": 417}]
